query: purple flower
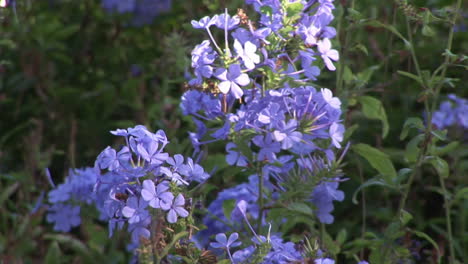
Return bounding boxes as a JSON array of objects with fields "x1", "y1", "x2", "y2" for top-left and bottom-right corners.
[
  {"x1": 234, "y1": 39, "x2": 260, "y2": 70},
  {"x1": 97, "y1": 147, "x2": 118, "y2": 171},
  {"x1": 191, "y1": 15, "x2": 218, "y2": 29},
  {"x1": 226, "y1": 143, "x2": 248, "y2": 167},
  {"x1": 311, "y1": 180, "x2": 344, "y2": 224},
  {"x1": 315, "y1": 258, "x2": 335, "y2": 264},
  {"x1": 46, "y1": 204, "x2": 81, "y2": 232},
  {"x1": 210, "y1": 232, "x2": 241, "y2": 249},
  {"x1": 252, "y1": 134, "x2": 281, "y2": 162},
  {"x1": 214, "y1": 64, "x2": 250, "y2": 99},
  {"x1": 257, "y1": 102, "x2": 285, "y2": 128},
  {"x1": 232, "y1": 246, "x2": 256, "y2": 263},
  {"x1": 136, "y1": 138, "x2": 168, "y2": 165},
  {"x1": 263, "y1": 235, "x2": 303, "y2": 263},
  {"x1": 321, "y1": 88, "x2": 341, "y2": 109},
  {"x1": 167, "y1": 194, "x2": 189, "y2": 223},
  {"x1": 272, "y1": 119, "x2": 303, "y2": 150},
  {"x1": 122, "y1": 197, "x2": 149, "y2": 224},
  {"x1": 317, "y1": 38, "x2": 339, "y2": 71},
  {"x1": 329, "y1": 122, "x2": 344, "y2": 148},
  {"x1": 141, "y1": 180, "x2": 173, "y2": 210},
  {"x1": 179, "y1": 157, "x2": 210, "y2": 182},
  {"x1": 297, "y1": 24, "x2": 320, "y2": 46},
  {"x1": 215, "y1": 13, "x2": 240, "y2": 30}
]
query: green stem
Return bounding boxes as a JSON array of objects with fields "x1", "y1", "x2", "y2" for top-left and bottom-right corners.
[
  {"x1": 257, "y1": 166, "x2": 264, "y2": 232},
  {"x1": 439, "y1": 174, "x2": 455, "y2": 264},
  {"x1": 335, "y1": 0, "x2": 354, "y2": 94}
]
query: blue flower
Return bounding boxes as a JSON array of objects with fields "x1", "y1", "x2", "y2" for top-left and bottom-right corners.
[
  {"x1": 321, "y1": 88, "x2": 341, "y2": 109},
  {"x1": 226, "y1": 143, "x2": 248, "y2": 167},
  {"x1": 141, "y1": 180, "x2": 173, "y2": 210},
  {"x1": 215, "y1": 13, "x2": 240, "y2": 30},
  {"x1": 210, "y1": 232, "x2": 241, "y2": 249},
  {"x1": 136, "y1": 138, "x2": 169, "y2": 166},
  {"x1": 234, "y1": 39, "x2": 260, "y2": 70},
  {"x1": 179, "y1": 157, "x2": 210, "y2": 182},
  {"x1": 315, "y1": 258, "x2": 335, "y2": 264},
  {"x1": 317, "y1": 38, "x2": 339, "y2": 71},
  {"x1": 46, "y1": 204, "x2": 81, "y2": 232},
  {"x1": 271, "y1": 119, "x2": 303, "y2": 150},
  {"x1": 214, "y1": 64, "x2": 250, "y2": 99},
  {"x1": 96, "y1": 146, "x2": 130, "y2": 171},
  {"x1": 311, "y1": 180, "x2": 344, "y2": 224},
  {"x1": 252, "y1": 134, "x2": 281, "y2": 162},
  {"x1": 122, "y1": 197, "x2": 149, "y2": 224},
  {"x1": 329, "y1": 122, "x2": 344, "y2": 149},
  {"x1": 167, "y1": 194, "x2": 189, "y2": 223},
  {"x1": 191, "y1": 15, "x2": 218, "y2": 29}
]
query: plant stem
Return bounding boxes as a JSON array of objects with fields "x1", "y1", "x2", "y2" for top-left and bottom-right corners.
[
  {"x1": 438, "y1": 173, "x2": 455, "y2": 264},
  {"x1": 257, "y1": 167, "x2": 264, "y2": 232}
]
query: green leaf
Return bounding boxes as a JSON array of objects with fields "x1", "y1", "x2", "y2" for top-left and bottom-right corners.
[
  {"x1": 44, "y1": 234, "x2": 89, "y2": 256},
  {"x1": 353, "y1": 43, "x2": 368, "y2": 56},
  {"x1": 287, "y1": 202, "x2": 314, "y2": 216},
  {"x1": 336, "y1": 229, "x2": 348, "y2": 245},
  {"x1": 422, "y1": 25, "x2": 435, "y2": 37},
  {"x1": 365, "y1": 20, "x2": 409, "y2": 45},
  {"x1": 400, "y1": 117, "x2": 424, "y2": 140},
  {"x1": 454, "y1": 187, "x2": 468, "y2": 202},
  {"x1": 358, "y1": 96, "x2": 389, "y2": 138},
  {"x1": 431, "y1": 129, "x2": 447, "y2": 141},
  {"x1": 0, "y1": 182, "x2": 19, "y2": 209},
  {"x1": 431, "y1": 141, "x2": 459, "y2": 156},
  {"x1": 44, "y1": 241, "x2": 62, "y2": 264},
  {"x1": 396, "y1": 168, "x2": 413, "y2": 184},
  {"x1": 399, "y1": 210, "x2": 413, "y2": 225},
  {"x1": 344, "y1": 124, "x2": 358, "y2": 141},
  {"x1": 260, "y1": 6, "x2": 273, "y2": 17},
  {"x1": 343, "y1": 66, "x2": 354, "y2": 84},
  {"x1": 322, "y1": 230, "x2": 340, "y2": 255},
  {"x1": 222, "y1": 199, "x2": 236, "y2": 220},
  {"x1": 352, "y1": 177, "x2": 397, "y2": 204},
  {"x1": 356, "y1": 65, "x2": 379, "y2": 86},
  {"x1": 426, "y1": 156, "x2": 449, "y2": 178},
  {"x1": 352, "y1": 144, "x2": 397, "y2": 184},
  {"x1": 405, "y1": 134, "x2": 424, "y2": 163},
  {"x1": 285, "y1": 2, "x2": 304, "y2": 19},
  {"x1": 397, "y1": 70, "x2": 423, "y2": 86}
]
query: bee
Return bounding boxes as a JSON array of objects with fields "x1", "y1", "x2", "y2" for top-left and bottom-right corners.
[
  {"x1": 115, "y1": 192, "x2": 129, "y2": 202},
  {"x1": 237, "y1": 8, "x2": 250, "y2": 26},
  {"x1": 183, "y1": 82, "x2": 203, "y2": 92}
]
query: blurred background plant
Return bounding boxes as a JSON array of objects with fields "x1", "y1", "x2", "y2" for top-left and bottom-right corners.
[{"x1": 0, "y1": 0, "x2": 467, "y2": 263}]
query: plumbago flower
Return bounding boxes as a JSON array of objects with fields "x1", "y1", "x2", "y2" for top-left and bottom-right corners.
[
  {"x1": 46, "y1": 125, "x2": 210, "y2": 256},
  {"x1": 182, "y1": 0, "x2": 346, "y2": 262},
  {"x1": 431, "y1": 94, "x2": 468, "y2": 131}
]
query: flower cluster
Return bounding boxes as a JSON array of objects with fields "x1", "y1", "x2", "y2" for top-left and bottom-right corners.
[
  {"x1": 46, "y1": 167, "x2": 99, "y2": 232},
  {"x1": 181, "y1": 0, "x2": 347, "y2": 262},
  {"x1": 47, "y1": 125, "x2": 210, "y2": 251},
  {"x1": 101, "y1": 0, "x2": 171, "y2": 26},
  {"x1": 432, "y1": 94, "x2": 468, "y2": 130}
]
